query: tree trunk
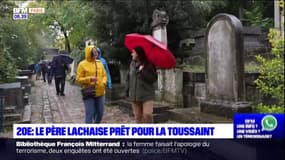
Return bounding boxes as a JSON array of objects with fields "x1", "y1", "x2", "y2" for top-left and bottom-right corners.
[
  {"x1": 58, "y1": 22, "x2": 71, "y2": 53},
  {"x1": 63, "y1": 30, "x2": 71, "y2": 53}
]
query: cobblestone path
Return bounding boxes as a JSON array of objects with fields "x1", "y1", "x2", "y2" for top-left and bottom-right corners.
[{"x1": 30, "y1": 79, "x2": 135, "y2": 124}]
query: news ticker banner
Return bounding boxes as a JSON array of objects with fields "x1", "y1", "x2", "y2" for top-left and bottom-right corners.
[
  {"x1": 13, "y1": 114, "x2": 284, "y2": 139},
  {"x1": 13, "y1": 8, "x2": 45, "y2": 20},
  {"x1": 14, "y1": 124, "x2": 232, "y2": 139}
]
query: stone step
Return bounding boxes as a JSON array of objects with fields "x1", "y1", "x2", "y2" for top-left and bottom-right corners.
[
  {"x1": 3, "y1": 113, "x2": 22, "y2": 122},
  {"x1": 117, "y1": 99, "x2": 172, "y2": 123},
  {"x1": 153, "y1": 113, "x2": 169, "y2": 123},
  {"x1": 118, "y1": 99, "x2": 171, "y2": 113},
  {"x1": 153, "y1": 102, "x2": 171, "y2": 113},
  {"x1": 164, "y1": 120, "x2": 180, "y2": 124},
  {"x1": 3, "y1": 106, "x2": 17, "y2": 114},
  {"x1": 200, "y1": 100, "x2": 252, "y2": 119},
  {"x1": 167, "y1": 107, "x2": 232, "y2": 123}
]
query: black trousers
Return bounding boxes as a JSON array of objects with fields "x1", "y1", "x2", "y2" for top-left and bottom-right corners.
[
  {"x1": 54, "y1": 77, "x2": 65, "y2": 94},
  {"x1": 42, "y1": 71, "x2": 46, "y2": 82}
]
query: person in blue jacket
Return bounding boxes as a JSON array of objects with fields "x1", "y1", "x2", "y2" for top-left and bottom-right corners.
[
  {"x1": 34, "y1": 62, "x2": 41, "y2": 80},
  {"x1": 96, "y1": 48, "x2": 112, "y2": 89}
]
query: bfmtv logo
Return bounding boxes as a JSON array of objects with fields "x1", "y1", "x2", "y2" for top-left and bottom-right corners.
[
  {"x1": 13, "y1": 8, "x2": 28, "y2": 14},
  {"x1": 13, "y1": 8, "x2": 28, "y2": 20}
]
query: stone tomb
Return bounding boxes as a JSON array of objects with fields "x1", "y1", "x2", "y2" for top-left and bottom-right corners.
[
  {"x1": 200, "y1": 14, "x2": 251, "y2": 118},
  {"x1": 0, "y1": 82, "x2": 24, "y2": 111}
]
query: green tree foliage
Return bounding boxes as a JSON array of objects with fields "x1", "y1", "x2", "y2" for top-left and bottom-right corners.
[
  {"x1": 0, "y1": 1, "x2": 43, "y2": 83},
  {"x1": 0, "y1": 42, "x2": 17, "y2": 83},
  {"x1": 91, "y1": 0, "x2": 225, "y2": 65},
  {"x1": 0, "y1": 1, "x2": 18, "y2": 83},
  {"x1": 29, "y1": 0, "x2": 94, "y2": 53},
  {"x1": 203, "y1": 0, "x2": 274, "y2": 30},
  {"x1": 244, "y1": 5, "x2": 273, "y2": 30},
  {"x1": 254, "y1": 29, "x2": 284, "y2": 113},
  {"x1": 0, "y1": 0, "x2": 14, "y2": 18}
]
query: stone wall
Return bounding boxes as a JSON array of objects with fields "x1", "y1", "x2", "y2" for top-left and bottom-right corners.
[
  {"x1": 0, "y1": 70, "x2": 34, "y2": 128},
  {"x1": 180, "y1": 26, "x2": 270, "y2": 64},
  {"x1": 105, "y1": 64, "x2": 125, "y2": 103},
  {"x1": 163, "y1": 69, "x2": 183, "y2": 106},
  {"x1": 183, "y1": 72, "x2": 205, "y2": 107},
  {"x1": 183, "y1": 72, "x2": 262, "y2": 108},
  {"x1": 0, "y1": 82, "x2": 24, "y2": 111},
  {"x1": 119, "y1": 68, "x2": 184, "y2": 107}
]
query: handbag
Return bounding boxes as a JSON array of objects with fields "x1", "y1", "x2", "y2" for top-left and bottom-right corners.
[
  {"x1": 81, "y1": 61, "x2": 97, "y2": 99},
  {"x1": 81, "y1": 86, "x2": 96, "y2": 99}
]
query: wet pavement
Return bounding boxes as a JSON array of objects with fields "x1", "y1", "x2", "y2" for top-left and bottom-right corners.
[{"x1": 30, "y1": 78, "x2": 135, "y2": 124}]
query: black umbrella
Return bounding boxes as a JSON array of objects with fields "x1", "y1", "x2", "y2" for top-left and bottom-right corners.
[
  {"x1": 53, "y1": 54, "x2": 73, "y2": 64},
  {"x1": 28, "y1": 64, "x2": 35, "y2": 71}
]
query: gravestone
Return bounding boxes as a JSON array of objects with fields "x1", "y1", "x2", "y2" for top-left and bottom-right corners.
[
  {"x1": 16, "y1": 76, "x2": 31, "y2": 105},
  {"x1": 200, "y1": 13, "x2": 251, "y2": 118},
  {"x1": 0, "y1": 82, "x2": 24, "y2": 111},
  {"x1": 16, "y1": 76, "x2": 29, "y2": 85},
  {"x1": 18, "y1": 70, "x2": 33, "y2": 79}
]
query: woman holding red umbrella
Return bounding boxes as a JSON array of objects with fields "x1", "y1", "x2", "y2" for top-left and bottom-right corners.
[{"x1": 126, "y1": 47, "x2": 157, "y2": 123}]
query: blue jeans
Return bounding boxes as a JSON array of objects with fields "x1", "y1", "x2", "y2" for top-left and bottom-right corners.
[{"x1": 83, "y1": 96, "x2": 105, "y2": 123}]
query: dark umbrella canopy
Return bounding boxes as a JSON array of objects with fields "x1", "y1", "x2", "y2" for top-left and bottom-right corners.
[
  {"x1": 28, "y1": 64, "x2": 35, "y2": 71},
  {"x1": 124, "y1": 33, "x2": 176, "y2": 69},
  {"x1": 53, "y1": 54, "x2": 73, "y2": 64}
]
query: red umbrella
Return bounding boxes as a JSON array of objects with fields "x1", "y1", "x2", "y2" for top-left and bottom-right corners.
[{"x1": 124, "y1": 33, "x2": 176, "y2": 69}]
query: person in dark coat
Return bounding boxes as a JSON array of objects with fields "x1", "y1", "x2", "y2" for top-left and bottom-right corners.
[
  {"x1": 40, "y1": 61, "x2": 48, "y2": 82},
  {"x1": 126, "y1": 47, "x2": 157, "y2": 123},
  {"x1": 46, "y1": 61, "x2": 53, "y2": 84},
  {"x1": 28, "y1": 64, "x2": 35, "y2": 72},
  {"x1": 52, "y1": 56, "x2": 68, "y2": 96}
]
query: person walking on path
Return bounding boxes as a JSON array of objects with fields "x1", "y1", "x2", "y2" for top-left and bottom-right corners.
[
  {"x1": 52, "y1": 56, "x2": 68, "y2": 96},
  {"x1": 47, "y1": 61, "x2": 53, "y2": 84},
  {"x1": 125, "y1": 47, "x2": 157, "y2": 123},
  {"x1": 76, "y1": 45, "x2": 107, "y2": 123},
  {"x1": 41, "y1": 61, "x2": 48, "y2": 83},
  {"x1": 34, "y1": 62, "x2": 41, "y2": 80},
  {"x1": 97, "y1": 47, "x2": 112, "y2": 89}
]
